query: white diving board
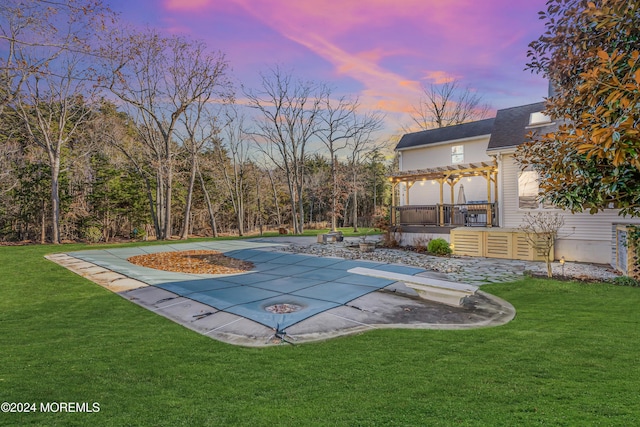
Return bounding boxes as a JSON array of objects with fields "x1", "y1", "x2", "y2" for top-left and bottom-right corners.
[{"x1": 348, "y1": 267, "x2": 478, "y2": 307}]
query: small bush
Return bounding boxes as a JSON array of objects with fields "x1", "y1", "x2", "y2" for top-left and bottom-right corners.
[
  {"x1": 611, "y1": 276, "x2": 640, "y2": 287},
  {"x1": 412, "y1": 236, "x2": 431, "y2": 253},
  {"x1": 83, "y1": 226, "x2": 103, "y2": 243},
  {"x1": 427, "y1": 238, "x2": 451, "y2": 256}
]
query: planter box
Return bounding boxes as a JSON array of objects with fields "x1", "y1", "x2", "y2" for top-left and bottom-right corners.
[{"x1": 359, "y1": 242, "x2": 376, "y2": 252}]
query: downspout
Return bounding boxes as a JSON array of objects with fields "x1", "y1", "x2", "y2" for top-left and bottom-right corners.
[{"x1": 495, "y1": 154, "x2": 505, "y2": 228}]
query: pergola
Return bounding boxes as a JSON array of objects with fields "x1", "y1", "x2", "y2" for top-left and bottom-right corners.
[{"x1": 388, "y1": 160, "x2": 498, "y2": 227}]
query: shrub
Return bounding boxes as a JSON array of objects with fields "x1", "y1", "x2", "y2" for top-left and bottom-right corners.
[
  {"x1": 412, "y1": 236, "x2": 431, "y2": 253},
  {"x1": 611, "y1": 276, "x2": 640, "y2": 287},
  {"x1": 83, "y1": 226, "x2": 103, "y2": 243},
  {"x1": 427, "y1": 238, "x2": 451, "y2": 256}
]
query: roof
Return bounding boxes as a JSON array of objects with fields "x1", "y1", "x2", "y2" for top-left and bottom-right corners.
[
  {"x1": 395, "y1": 118, "x2": 495, "y2": 151},
  {"x1": 487, "y1": 102, "x2": 559, "y2": 151}
]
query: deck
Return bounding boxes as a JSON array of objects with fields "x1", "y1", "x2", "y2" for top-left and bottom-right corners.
[{"x1": 392, "y1": 203, "x2": 498, "y2": 228}]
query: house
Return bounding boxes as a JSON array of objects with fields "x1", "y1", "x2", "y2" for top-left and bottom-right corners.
[{"x1": 391, "y1": 101, "x2": 640, "y2": 266}]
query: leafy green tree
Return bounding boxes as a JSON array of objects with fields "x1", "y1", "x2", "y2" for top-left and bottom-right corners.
[
  {"x1": 11, "y1": 161, "x2": 71, "y2": 243},
  {"x1": 87, "y1": 154, "x2": 149, "y2": 242},
  {"x1": 520, "y1": 0, "x2": 640, "y2": 216}
]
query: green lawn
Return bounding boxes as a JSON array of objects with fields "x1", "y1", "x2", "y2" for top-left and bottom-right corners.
[{"x1": 1, "y1": 240, "x2": 639, "y2": 426}]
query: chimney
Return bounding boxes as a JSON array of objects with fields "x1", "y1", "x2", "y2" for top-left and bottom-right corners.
[{"x1": 548, "y1": 80, "x2": 558, "y2": 99}]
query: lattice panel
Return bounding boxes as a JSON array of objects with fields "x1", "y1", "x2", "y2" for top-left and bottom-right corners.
[
  {"x1": 629, "y1": 240, "x2": 640, "y2": 280},
  {"x1": 485, "y1": 234, "x2": 511, "y2": 258},
  {"x1": 451, "y1": 232, "x2": 483, "y2": 257},
  {"x1": 451, "y1": 228, "x2": 551, "y2": 261}
]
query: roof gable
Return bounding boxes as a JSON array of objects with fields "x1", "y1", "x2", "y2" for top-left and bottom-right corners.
[{"x1": 395, "y1": 118, "x2": 495, "y2": 151}]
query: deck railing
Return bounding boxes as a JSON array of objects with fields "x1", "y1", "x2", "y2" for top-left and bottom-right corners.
[{"x1": 393, "y1": 203, "x2": 498, "y2": 228}]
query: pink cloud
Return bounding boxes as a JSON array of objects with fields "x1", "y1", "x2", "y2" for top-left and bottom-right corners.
[
  {"x1": 422, "y1": 71, "x2": 457, "y2": 85},
  {"x1": 152, "y1": 0, "x2": 549, "y2": 123},
  {"x1": 164, "y1": 0, "x2": 212, "y2": 11}
]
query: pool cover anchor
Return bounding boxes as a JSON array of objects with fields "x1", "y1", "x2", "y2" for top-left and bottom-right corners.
[
  {"x1": 193, "y1": 311, "x2": 215, "y2": 321},
  {"x1": 267, "y1": 323, "x2": 297, "y2": 345}
]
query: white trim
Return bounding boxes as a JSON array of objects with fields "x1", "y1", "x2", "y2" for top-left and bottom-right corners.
[
  {"x1": 487, "y1": 146, "x2": 518, "y2": 155},
  {"x1": 397, "y1": 134, "x2": 491, "y2": 152},
  {"x1": 496, "y1": 154, "x2": 505, "y2": 227}
]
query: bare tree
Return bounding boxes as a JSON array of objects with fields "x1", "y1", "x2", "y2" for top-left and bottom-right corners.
[
  {"x1": 214, "y1": 105, "x2": 252, "y2": 236},
  {"x1": 0, "y1": 0, "x2": 108, "y2": 116},
  {"x1": 346, "y1": 112, "x2": 385, "y2": 232},
  {"x1": 8, "y1": 0, "x2": 112, "y2": 243},
  {"x1": 103, "y1": 28, "x2": 229, "y2": 239},
  {"x1": 244, "y1": 66, "x2": 326, "y2": 234},
  {"x1": 317, "y1": 92, "x2": 361, "y2": 231},
  {"x1": 177, "y1": 106, "x2": 217, "y2": 240},
  {"x1": 177, "y1": 84, "x2": 232, "y2": 240},
  {"x1": 519, "y1": 212, "x2": 571, "y2": 278},
  {"x1": 265, "y1": 167, "x2": 283, "y2": 228},
  {"x1": 410, "y1": 79, "x2": 491, "y2": 130}
]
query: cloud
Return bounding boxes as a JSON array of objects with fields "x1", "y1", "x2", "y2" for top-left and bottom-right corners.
[
  {"x1": 422, "y1": 71, "x2": 457, "y2": 85},
  {"x1": 155, "y1": 0, "x2": 549, "y2": 125},
  {"x1": 164, "y1": 0, "x2": 212, "y2": 10}
]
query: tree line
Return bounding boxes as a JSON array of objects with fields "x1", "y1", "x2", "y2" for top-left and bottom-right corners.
[{"x1": 0, "y1": 0, "x2": 392, "y2": 243}]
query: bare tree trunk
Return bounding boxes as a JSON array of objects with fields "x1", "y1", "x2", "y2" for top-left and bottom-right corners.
[
  {"x1": 156, "y1": 174, "x2": 164, "y2": 239},
  {"x1": 40, "y1": 199, "x2": 46, "y2": 244},
  {"x1": 352, "y1": 172, "x2": 359, "y2": 233},
  {"x1": 180, "y1": 156, "x2": 198, "y2": 239},
  {"x1": 145, "y1": 176, "x2": 161, "y2": 239},
  {"x1": 164, "y1": 159, "x2": 173, "y2": 239},
  {"x1": 286, "y1": 178, "x2": 299, "y2": 234},
  {"x1": 331, "y1": 156, "x2": 338, "y2": 231},
  {"x1": 267, "y1": 169, "x2": 282, "y2": 227},
  {"x1": 256, "y1": 177, "x2": 263, "y2": 236},
  {"x1": 296, "y1": 178, "x2": 305, "y2": 234},
  {"x1": 198, "y1": 167, "x2": 218, "y2": 238},
  {"x1": 343, "y1": 196, "x2": 350, "y2": 228},
  {"x1": 236, "y1": 174, "x2": 244, "y2": 236},
  {"x1": 49, "y1": 155, "x2": 61, "y2": 244}
]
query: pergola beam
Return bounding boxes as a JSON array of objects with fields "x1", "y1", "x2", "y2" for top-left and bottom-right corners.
[{"x1": 389, "y1": 161, "x2": 498, "y2": 184}]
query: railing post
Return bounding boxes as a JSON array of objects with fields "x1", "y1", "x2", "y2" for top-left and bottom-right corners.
[
  {"x1": 486, "y1": 171, "x2": 492, "y2": 227},
  {"x1": 391, "y1": 182, "x2": 397, "y2": 226}
]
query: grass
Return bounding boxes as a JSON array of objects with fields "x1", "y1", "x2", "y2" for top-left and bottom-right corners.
[{"x1": 1, "y1": 240, "x2": 639, "y2": 426}]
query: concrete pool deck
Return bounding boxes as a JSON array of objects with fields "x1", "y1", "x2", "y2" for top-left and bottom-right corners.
[{"x1": 46, "y1": 240, "x2": 516, "y2": 346}]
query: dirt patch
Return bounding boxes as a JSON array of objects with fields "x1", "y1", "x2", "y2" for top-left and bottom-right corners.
[{"x1": 128, "y1": 250, "x2": 254, "y2": 275}]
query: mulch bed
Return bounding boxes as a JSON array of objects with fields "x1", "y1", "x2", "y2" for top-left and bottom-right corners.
[{"x1": 128, "y1": 250, "x2": 254, "y2": 275}]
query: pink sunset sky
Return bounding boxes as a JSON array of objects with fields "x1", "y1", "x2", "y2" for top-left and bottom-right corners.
[{"x1": 106, "y1": 0, "x2": 550, "y2": 134}]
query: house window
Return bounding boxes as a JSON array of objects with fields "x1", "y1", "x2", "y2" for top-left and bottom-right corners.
[
  {"x1": 528, "y1": 111, "x2": 552, "y2": 127},
  {"x1": 451, "y1": 145, "x2": 464, "y2": 164},
  {"x1": 518, "y1": 169, "x2": 555, "y2": 209},
  {"x1": 518, "y1": 170, "x2": 539, "y2": 209}
]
